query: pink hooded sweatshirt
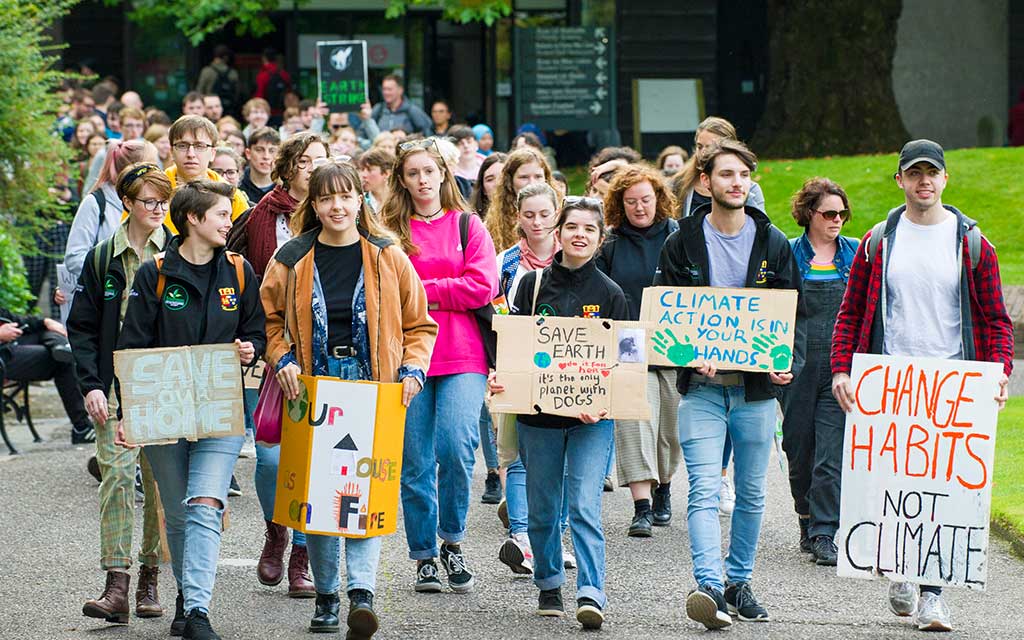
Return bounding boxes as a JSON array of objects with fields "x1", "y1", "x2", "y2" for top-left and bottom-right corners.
[{"x1": 409, "y1": 210, "x2": 498, "y2": 377}]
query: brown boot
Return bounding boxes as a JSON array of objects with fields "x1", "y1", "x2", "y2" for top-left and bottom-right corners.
[
  {"x1": 135, "y1": 564, "x2": 164, "y2": 618},
  {"x1": 257, "y1": 520, "x2": 289, "y2": 586},
  {"x1": 83, "y1": 570, "x2": 130, "y2": 624},
  {"x1": 287, "y1": 544, "x2": 316, "y2": 598}
]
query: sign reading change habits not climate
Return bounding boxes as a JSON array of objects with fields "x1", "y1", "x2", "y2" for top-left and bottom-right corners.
[
  {"x1": 114, "y1": 344, "x2": 245, "y2": 445},
  {"x1": 836, "y1": 354, "x2": 1002, "y2": 590},
  {"x1": 489, "y1": 315, "x2": 649, "y2": 420},
  {"x1": 316, "y1": 40, "x2": 368, "y2": 113},
  {"x1": 639, "y1": 286, "x2": 798, "y2": 372}
]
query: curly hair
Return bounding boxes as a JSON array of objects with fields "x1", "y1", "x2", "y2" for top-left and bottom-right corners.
[
  {"x1": 790, "y1": 177, "x2": 850, "y2": 228},
  {"x1": 484, "y1": 148, "x2": 551, "y2": 252},
  {"x1": 603, "y1": 165, "x2": 677, "y2": 228},
  {"x1": 272, "y1": 131, "x2": 329, "y2": 190}
]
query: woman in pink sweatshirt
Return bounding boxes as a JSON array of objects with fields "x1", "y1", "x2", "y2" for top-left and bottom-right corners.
[{"x1": 380, "y1": 138, "x2": 498, "y2": 594}]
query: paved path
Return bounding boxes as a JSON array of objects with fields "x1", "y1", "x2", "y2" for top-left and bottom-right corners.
[{"x1": 0, "y1": 384, "x2": 1021, "y2": 639}]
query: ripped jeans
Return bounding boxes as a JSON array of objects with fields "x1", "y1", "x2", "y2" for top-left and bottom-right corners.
[{"x1": 143, "y1": 434, "x2": 243, "y2": 615}]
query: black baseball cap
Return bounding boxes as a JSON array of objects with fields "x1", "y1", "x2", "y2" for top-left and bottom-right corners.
[{"x1": 898, "y1": 139, "x2": 945, "y2": 172}]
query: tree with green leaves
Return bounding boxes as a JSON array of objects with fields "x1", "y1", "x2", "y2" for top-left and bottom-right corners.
[{"x1": 0, "y1": 0, "x2": 79, "y2": 312}]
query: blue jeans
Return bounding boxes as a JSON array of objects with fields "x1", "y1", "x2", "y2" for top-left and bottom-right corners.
[
  {"x1": 143, "y1": 434, "x2": 244, "y2": 614},
  {"x1": 722, "y1": 431, "x2": 733, "y2": 469},
  {"x1": 478, "y1": 402, "x2": 499, "y2": 470},
  {"x1": 506, "y1": 455, "x2": 569, "y2": 536},
  {"x1": 401, "y1": 373, "x2": 486, "y2": 560},
  {"x1": 518, "y1": 420, "x2": 613, "y2": 608},
  {"x1": 678, "y1": 383, "x2": 775, "y2": 591},
  {"x1": 247, "y1": 387, "x2": 307, "y2": 547}
]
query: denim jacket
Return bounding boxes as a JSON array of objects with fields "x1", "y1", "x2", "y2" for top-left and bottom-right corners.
[{"x1": 789, "y1": 232, "x2": 860, "y2": 283}]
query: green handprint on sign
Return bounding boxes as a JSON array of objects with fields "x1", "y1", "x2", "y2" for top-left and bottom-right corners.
[
  {"x1": 753, "y1": 333, "x2": 792, "y2": 371},
  {"x1": 652, "y1": 328, "x2": 696, "y2": 366}
]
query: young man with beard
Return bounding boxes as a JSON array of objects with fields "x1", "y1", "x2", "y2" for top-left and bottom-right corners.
[
  {"x1": 831, "y1": 140, "x2": 1012, "y2": 633},
  {"x1": 654, "y1": 139, "x2": 801, "y2": 629},
  {"x1": 239, "y1": 127, "x2": 280, "y2": 206}
]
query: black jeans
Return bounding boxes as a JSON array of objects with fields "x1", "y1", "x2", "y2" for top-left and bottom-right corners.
[{"x1": 2, "y1": 331, "x2": 89, "y2": 430}]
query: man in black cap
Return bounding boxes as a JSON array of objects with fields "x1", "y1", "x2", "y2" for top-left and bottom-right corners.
[{"x1": 831, "y1": 139, "x2": 1013, "y2": 632}]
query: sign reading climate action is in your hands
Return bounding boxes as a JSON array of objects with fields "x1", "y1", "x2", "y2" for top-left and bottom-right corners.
[
  {"x1": 836, "y1": 354, "x2": 1001, "y2": 590},
  {"x1": 114, "y1": 344, "x2": 245, "y2": 445},
  {"x1": 639, "y1": 286, "x2": 797, "y2": 372},
  {"x1": 489, "y1": 315, "x2": 649, "y2": 419},
  {"x1": 316, "y1": 40, "x2": 368, "y2": 113}
]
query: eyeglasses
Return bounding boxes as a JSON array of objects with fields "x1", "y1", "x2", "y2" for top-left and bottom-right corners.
[
  {"x1": 399, "y1": 138, "x2": 437, "y2": 152},
  {"x1": 211, "y1": 167, "x2": 239, "y2": 179},
  {"x1": 172, "y1": 142, "x2": 213, "y2": 153},
  {"x1": 311, "y1": 155, "x2": 354, "y2": 169},
  {"x1": 815, "y1": 209, "x2": 851, "y2": 223},
  {"x1": 133, "y1": 198, "x2": 170, "y2": 212}
]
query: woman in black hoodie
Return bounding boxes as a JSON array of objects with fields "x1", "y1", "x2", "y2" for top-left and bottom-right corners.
[
  {"x1": 488, "y1": 196, "x2": 627, "y2": 630},
  {"x1": 596, "y1": 165, "x2": 682, "y2": 538}
]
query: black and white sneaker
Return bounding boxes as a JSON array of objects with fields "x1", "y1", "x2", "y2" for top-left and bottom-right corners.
[
  {"x1": 227, "y1": 474, "x2": 242, "y2": 497},
  {"x1": 134, "y1": 464, "x2": 145, "y2": 503},
  {"x1": 414, "y1": 560, "x2": 443, "y2": 593},
  {"x1": 724, "y1": 582, "x2": 769, "y2": 621},
  {"x1": 71, "y1": 424, "x2": 95, "y2": 445},
  {"x1": 537, "y1": 588, "x2": 563, "y2": 616},
  {"x1": 686, "y1": 584, "x2": 732, "y2": 629},
  {"x1": 439, "y1": 543, "x2": 474, "y2": 593},
  {"x1": 811, "y1": 535, "x2": 838, "y2": 566},
  {"x1": 576, "y1": 597, "x2": 604, "y2": 630}
]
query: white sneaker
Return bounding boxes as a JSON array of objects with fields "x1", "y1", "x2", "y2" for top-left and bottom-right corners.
[
  {"x1": 719, "y1": 475, "x2": 735, "y2": 516},
  {"x1": 887, "y1": 581, "x2": 918, "y2": 617},
  {"x1": 563, "y1": 548, "x2": 576, "y2": 569},
  {"x1": 498, "y1": 532, "x2": 534, "y2": 575},
  {"x1": 239, "y1": 432, "x2": 257, "y2": 459},
  {"x1": 915, "y1": 592, "x2": 952, "y2": 631}
]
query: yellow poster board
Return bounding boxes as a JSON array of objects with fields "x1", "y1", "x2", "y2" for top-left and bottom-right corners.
[{"x1": 273, "y1": 375, "x2": 406, "y2": 538}]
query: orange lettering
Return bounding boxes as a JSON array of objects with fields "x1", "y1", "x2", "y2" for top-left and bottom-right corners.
[
  {"x1": 855, "y1": 365, "x2": 884, "y2": 415},
  {"x1": 958, "y1": 433, "x2": 990, "y2": 490},
  {"x1": 879, "y1": 422, "x2": 899, "y2": 473},
  {"x1": 941, "y1": 431, "x2": 966, "y2": 482},
  {"x1": 881, "y1": 366, "x2": 903, "y2": 414},
  {"x1": 905, "y1": 423, "x2": 930, "y2": 477},
  {"x1": 950, "y1": 371, "x2": 981, "y2": 429},
  {"x1": 850, "y1": 423, "x2": 873, "y2": 471},
  {"x1": 932, "y1": 371, "x2": 959, "y2": 428}
]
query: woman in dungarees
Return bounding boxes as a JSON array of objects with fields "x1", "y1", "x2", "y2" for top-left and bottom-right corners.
[{"x1": 780, "y1": 178, "x2": 860, "y2": 566}]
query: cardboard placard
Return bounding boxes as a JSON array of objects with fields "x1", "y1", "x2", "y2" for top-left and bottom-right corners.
[
  {"x1": 316, "y1": 40, "x2": 368, "y2": 113},
  {"x1": 489, "y1": 315, "x2": 649, "y2": 419},
  {"x1": 836, "y1": 354, "x2": 1002, "y2": 590},
  {"x1": 242, "y1": 360, "x2": 266, "y2": 390},
  {"x1": 639, "y1": 286, "x2": 797, "y2": 372},
  {"x1": 114, "y1": 344, "x2": 244, "y2": 445},
  {"x1": 273, "y1": 375, "x2": 406, "y2": 538}
]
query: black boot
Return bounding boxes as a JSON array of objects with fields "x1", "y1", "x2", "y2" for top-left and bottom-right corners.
[
  {"x1": 798, "y1": 517, "x2": 812, "y2": 553},
  {"x1": 346, "y1": 589, "x2": 379, "y2": 639},
  {"x1": 309, "y1": 592, "x2": 341, "y2": 633},
  {"x1": 652, "y1": 484, "x2": 672, "y2": 526},
  {"x1": 170, "y1": 591, "x2": 186, "y2": 636},
  {"x1": 182, "y1": 610, "x2": 221, "y2": 640}
]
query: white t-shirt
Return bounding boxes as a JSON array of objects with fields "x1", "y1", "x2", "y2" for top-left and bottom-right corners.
[{"x1": 883, "y1": 214, "x2": 962, "y2": 359}]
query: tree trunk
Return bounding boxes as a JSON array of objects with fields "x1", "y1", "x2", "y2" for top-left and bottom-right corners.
[{"x1": 751, "y1": 0, "x2": 910, "y2": 158}]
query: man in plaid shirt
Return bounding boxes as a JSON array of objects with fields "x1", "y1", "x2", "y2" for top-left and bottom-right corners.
[{"x1": 830, "y1": 139, "x2": 1013, "y2": 633}]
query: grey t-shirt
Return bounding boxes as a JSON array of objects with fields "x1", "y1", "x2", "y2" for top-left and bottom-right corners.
[{"x1": 704, "y1": 215, "x2": 755, "y2": 287}]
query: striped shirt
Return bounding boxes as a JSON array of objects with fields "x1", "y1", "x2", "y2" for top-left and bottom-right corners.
[{"x1": 805, "y1": 258, "x2": 841, "y2": 281}]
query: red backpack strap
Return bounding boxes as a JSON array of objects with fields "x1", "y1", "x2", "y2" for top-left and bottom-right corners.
[
  {"x1": 154, "y1": 252, "x2": 167, "y2": 300},
  {"x1": 225, "y1": 251, "x2": 246, "y2": 295}
]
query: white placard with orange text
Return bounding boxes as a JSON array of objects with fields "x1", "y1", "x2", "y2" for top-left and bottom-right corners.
[{"x1": 836, "y1": 353, "x2": 1002, "y2": 590}]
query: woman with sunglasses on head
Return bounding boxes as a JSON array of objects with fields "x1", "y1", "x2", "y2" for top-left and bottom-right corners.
[
  {"x1": 261, "y1": 160, "x2": 437, "y2": 636},
  {"x1": 488, "y1": 196, "x2": 627, "y2": 629},
  {"x1": 781, "y1": 178, "x2": 859, "y2": 567},
  {"x1": 69, "y1": 163, "x2": 173, "y2": 626},
  {"x1": 379, "y1": 138, "x2": 498, "y2": 594},
  {"x1": 484, "y1": 148, "x2": 552, "y2": 252}
]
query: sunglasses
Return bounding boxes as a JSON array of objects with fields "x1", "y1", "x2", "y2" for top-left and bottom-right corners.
[
  {"x1": 312, "y1": 155, "x2": 354, "y2": 169},
  {"x1": 399, "y1": 138, "x2": 438, "y2": 153},
  {"x1": 815, "y1": 209, "x2": 851, "y2": 223}
]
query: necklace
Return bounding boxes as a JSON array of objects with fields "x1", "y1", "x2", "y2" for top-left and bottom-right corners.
[{"x1": 414, "y1": 207, "x2": 444, "y2": 222}]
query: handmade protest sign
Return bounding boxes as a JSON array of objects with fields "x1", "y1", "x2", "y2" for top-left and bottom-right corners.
[
  {"x1": 316, "y1": 40, "x2": 368, "y2": 113},
  {"x1": 639, "y1": 286, "x2": 797, "y2": 372},
  {"x1": 489, "y1": 315, "x2": 649, "y2": 419},
  {"x1": 836, "y1": 354, "x2": 1002, "y2": 590},
  {"x1": 114, "y1": 344, "x2": 244, "y2": 445},
  {"x1": 274, "y1": 375, "x2": 406, "y2": 538},
  {"x1": 241, "y1": 360, "x2": 266, "y2": 390}
]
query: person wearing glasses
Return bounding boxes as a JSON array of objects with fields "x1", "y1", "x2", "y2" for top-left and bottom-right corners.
[
  {"x1": 261, "y1": 159, "x2": 437, "y2": 637},
  {"x1": 163, "y1": 115, "x2": 250, "y2": 234},
  {"x1": 211, "y1": 146, "x2": 244, "y2": 190},
  {"x1": 379, "y1": 137, "x2": 498, "y2": 594},
  {"x1": 487, "y1": 196, "x2": 628, "y2": 629},
  {"x1": 596, "y1": 165, "x2": 682, "y2": 539},
  {"x1": 779, "y1": 178, "x2": 858, "y2": 568},
  {"x1": 68, "y1": 163, "x2": 173, "y2": 627},
  {"x1": 115, "y1": 180, "x2": 266, "y2": 640}
]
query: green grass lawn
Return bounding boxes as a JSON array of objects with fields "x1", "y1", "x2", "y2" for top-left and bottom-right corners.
[
  {"x1": 993, "y1": 396, "x2": 1024, "y2": 539},
  {"x1": 564, "y1": 147, "x2": 1024, "y2": 284}
]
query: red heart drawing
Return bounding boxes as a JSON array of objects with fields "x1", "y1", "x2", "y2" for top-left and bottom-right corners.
[
  {"x1": 601, "y1": 370, "x2": 610, "y2": 377},
  {"x1": 558, "y1": 362, "x2": 567, "y2": 370}
]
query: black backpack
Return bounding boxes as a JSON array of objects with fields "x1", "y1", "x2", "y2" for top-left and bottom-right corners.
[
  {"x1": 211, "y1": 68, "x2": 237, "y2": 114},
  {"x1": 263, "y1": 70, "x2": 291, "y2": 112}
]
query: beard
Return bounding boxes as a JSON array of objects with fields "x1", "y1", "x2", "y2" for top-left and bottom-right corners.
[{"x1": 710, "y1": 187, "x2": 747, "y2": 212}]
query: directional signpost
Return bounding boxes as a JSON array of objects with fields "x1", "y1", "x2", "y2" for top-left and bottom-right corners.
[{"x1": 514, "y1": 26, "x2": 615, "y2": 131}]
